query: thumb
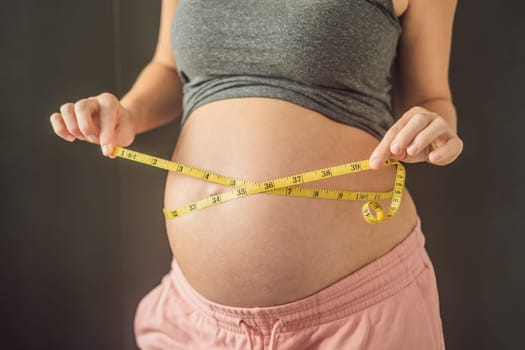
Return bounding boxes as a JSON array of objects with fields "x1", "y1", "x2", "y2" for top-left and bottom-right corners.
[
  {"x1": 96, "y1": 94, "x2": 119, "y2": 157},
  {"x1": 113, "y1": 111, "x2": 136, "y2": 149}
]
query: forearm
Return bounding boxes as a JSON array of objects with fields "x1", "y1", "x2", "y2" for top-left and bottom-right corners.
[{"x1": 120, "y1": 60, "x2": 184, "y2": 135}]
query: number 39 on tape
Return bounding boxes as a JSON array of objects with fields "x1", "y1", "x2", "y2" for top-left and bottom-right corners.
[{"x1": 112, "y1": 146, "x2": 405, "y2": 224}]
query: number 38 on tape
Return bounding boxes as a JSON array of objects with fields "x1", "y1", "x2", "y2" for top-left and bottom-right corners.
[{"x1": 112, "y1": 146, "x2": 406, "y2": 224}]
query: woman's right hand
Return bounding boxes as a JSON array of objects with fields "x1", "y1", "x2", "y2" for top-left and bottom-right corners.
[{"x1": 49, "y1": 92, "x2": 136, "y2": 158}]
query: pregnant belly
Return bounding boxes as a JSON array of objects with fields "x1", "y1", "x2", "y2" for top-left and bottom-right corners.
[{"x1": 163, "y1": 97, "x2": 418, "y2": 307}]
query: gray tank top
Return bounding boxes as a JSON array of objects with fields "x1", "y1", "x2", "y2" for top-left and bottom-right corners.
[{"x1": 171, "y1": 0, "x2": 401, "y2": 140}]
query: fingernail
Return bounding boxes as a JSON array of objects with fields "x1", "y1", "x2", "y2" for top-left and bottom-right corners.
[
  {"x1": 87, "y1": 134, "x2": 97, "y2": 143},
  {"x1": 407, "y1": 144, "x2": 417, "y2": 155},
  {"x1": 102, "y1": 144, "x2": 110, "y2": 155},
  {"x1": 65, "y1": 135, "x2": 75, "y2": 142},
  {"x1": 391, "y1": 143, "x2": 401, "y2": 154},
  {"x1": 430, "y1": 152, "x2": 441, "y2": 161}
]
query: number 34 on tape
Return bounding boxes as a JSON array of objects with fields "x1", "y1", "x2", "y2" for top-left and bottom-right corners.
[{"x1": 112, "y1": 146, "x2": 406, "y2": 224}]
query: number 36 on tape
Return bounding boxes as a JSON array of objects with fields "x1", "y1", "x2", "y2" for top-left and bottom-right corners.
[{"x1": 112, "y1": 146, "x2": 405, "y2": 224}]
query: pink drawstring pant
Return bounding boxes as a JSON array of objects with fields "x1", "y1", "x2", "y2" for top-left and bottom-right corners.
[{"x1": 134, "y1": 216, "x2": 445, "y2": 349}]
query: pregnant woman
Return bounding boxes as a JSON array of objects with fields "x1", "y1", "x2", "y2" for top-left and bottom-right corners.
[{"x1": 50, "y1": 0, "x2": 462, "y2": 349}]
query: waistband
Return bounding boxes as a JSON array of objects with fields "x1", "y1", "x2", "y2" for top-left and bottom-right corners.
[{"x1": 169, "y1": 216, "x2": 427, "y2": 335}]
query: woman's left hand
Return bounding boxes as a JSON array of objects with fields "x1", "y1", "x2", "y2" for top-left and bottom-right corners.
[{"x1": 369, "y1": 106, "x2": 463, "y2": 169}]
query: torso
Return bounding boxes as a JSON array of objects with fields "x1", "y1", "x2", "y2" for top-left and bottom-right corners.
[
  {"x1": 164, "y1": 102, "x2": 418, "y2": 309},
  {"x1": 164, "y1": 0, "x2": 413, "y2": 307}
]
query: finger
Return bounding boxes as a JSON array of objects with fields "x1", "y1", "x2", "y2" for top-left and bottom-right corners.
[
  {"x1": 391, "y1": 113, "x2": 433, "y2": 156},
  {"x1": 390, "y1": 148, "x2": 409, "y2": 162},
  {"x1": 60, "y1": 103, "x2": 84, "y2": 140},
  {"x1": 369, "y1": 123, "x2": 405, "y2": 169},
  {"x1": 96, "y1": 93, "x2": 118, "y2": 156},
  {"x1": 406, "y1": 117, "x2": 449, "y2": 156},
  {"x1": 50, "y1": 113, "x2": 76, "y2": 142},
  {"x1": 428, "y1": 136, "x2": 464, "y2": 165},
  {"x1": 74, "y1": 98, "x2": 100, "y2": 143}
]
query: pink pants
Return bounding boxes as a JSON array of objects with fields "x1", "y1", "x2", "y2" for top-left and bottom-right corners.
[{"x1": 134, "y1": 216, "x2": 445, "y2": 349}]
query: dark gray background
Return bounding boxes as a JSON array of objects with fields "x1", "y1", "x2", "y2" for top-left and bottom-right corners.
[{"x1": 1, "y1": 1, "x2": 523, "y2": 349}]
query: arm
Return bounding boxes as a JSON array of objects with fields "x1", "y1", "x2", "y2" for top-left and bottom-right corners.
[
  {"x1": 49, "y1": 0, "x2": 184, "y2": 157},
  {"x1": 120, "y1": 0, "x2": 183, "y2": 135},
  {"x1": 392, "y1": 0, "x2": 458, "y2": 132},
  {"x1": 370, "y1": 0, "x2": 463, "y2": 168}
]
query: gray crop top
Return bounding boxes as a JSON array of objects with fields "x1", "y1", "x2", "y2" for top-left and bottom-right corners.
[{"x1": 170, "y1": 0, "x2": 402, "y2": 140}]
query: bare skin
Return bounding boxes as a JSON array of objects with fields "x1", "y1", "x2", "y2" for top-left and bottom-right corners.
[
  {"x1": 50, "y1": 0, "x2": 462, "y2": 307},
  {"x1": 163, "y1": 98, "x2": 420, "y2": 307}
]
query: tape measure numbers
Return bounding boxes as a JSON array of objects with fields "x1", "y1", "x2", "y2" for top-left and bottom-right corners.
[{"x1": 112, "y1": 146, "x2": 406, "y2": 224}]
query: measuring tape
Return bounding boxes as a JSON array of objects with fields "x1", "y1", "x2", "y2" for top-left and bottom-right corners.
[{"x1": 112, "y1": 146, "x2": 405, "y2": 224}]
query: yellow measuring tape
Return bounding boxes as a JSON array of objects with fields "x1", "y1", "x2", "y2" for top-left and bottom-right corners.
[{"x1": 112, "y1": 146, "x2": 405, "y2": 224}]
